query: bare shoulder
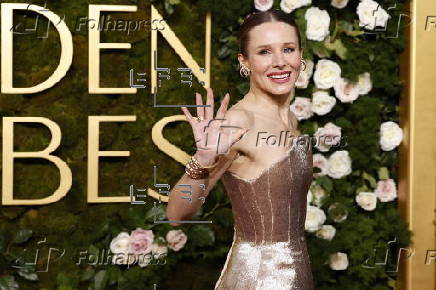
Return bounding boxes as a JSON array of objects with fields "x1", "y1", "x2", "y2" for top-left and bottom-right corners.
[{"x1": 222, "y1": 102, "x2": 253, "y2": 130}]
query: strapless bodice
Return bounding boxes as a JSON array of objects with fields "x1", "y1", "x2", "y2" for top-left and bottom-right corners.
[{"x1": 221, "y1": 135, "x2": 313, "y2": 244}]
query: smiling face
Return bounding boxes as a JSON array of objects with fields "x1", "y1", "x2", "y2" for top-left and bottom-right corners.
[{"x1": 238, "y1": 21, "x2": 303, "y2": 96}]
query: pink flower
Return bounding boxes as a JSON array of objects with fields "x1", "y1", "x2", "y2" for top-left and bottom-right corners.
[
  {"x1": 375, "y1": 179, "x2": 397, "y2": 202},
  {"x1": 334, "y1": 77, "x2": 360, "y2": 103},
  {"x1": 129, "y1": 228, "x2": 154, "y2": 255},
  {"x1": 166, "y1": 230, "x2": 188, "y2": 252},
  {"x1": 313, "y1": 153, "x2": 328, "y2": 177},
  {"x1": 290, "y1": 97, "x2": 314, "y2": 121},
  {"x1": 254, "y1": 0, "x2": 274, "y2": 11}
]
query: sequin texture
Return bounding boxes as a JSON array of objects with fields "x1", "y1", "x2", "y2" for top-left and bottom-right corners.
[{"x1": 214, "y1": 135, "x2": 314, "y2": 290}]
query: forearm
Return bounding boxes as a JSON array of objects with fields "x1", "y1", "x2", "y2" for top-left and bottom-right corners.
[{"x1": 166, "y1": 172, "x2": 210, "y2": 226}]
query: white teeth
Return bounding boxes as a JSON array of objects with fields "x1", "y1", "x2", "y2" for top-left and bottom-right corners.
[{"x1": 268, "y1": 73, "x2": 290, "y2": 79}]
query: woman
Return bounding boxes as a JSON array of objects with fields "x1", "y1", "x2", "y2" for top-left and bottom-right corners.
[{"x1": 166, "y1": 9, "x2": 314, "y2": 290}]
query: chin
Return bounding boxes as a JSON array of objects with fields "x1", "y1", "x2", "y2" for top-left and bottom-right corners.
[{"x1": 268, "y1": 85, "x2": 293, "y2": 95}]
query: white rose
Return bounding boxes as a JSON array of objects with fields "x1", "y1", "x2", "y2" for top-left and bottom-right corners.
[
  {"x1": 316, "y1": 225, "x2": 336, "y2": 240},
  {"x1": 110, "y1": 232, "x2": 131, "y2": 254},
  {"x1": 334, "y1": 77, "x2": 360, "y2": 103},
  {"x1": 305, "y1": 205, "x2": 327, "y2": 232},
  {"x1": 329, "y1": 252, "x2": 349, "y2": 270},
  {"x1": 375, "y1": 179, "x2": 397, "y2": 202},
  {"x1": 313, "y1": 59, "x2": 341, "y2": 89},
  {"x1": 355, "y1": 191, "x2": 377, "y2": 211},
  {"x1": 290, "y1": 97, "x2": 314, "y2": 120},
  {"x1": 311, "y1": 184, "x2": 328, "y2": 207},
  {"x1": 254, "y1": 0, "x2": 274, "y2": 11},
  {"x1": 307, "y1": 189, "x2": 313, "y2": 204},
  {"x1": 328, "y1": 202, "x2": 348, "y2": 223},
  {"x1": 151, "y1": 242, "x2": 168, "y2": 260},
  {"x1": 305, "y1": 7, "x2": 330, "y2": 41},
  {"x1": 331, "y1": 0, "x2": 349, "y2": 9},
  {"x1": 280, "y1": 0, "x2": 311, "y2": 14},
  {"x1": 312, "y1": 90, "x2": 336, "y2": 115},
  {"x1": 327, "y1": 150, "x2": 352, "y2": 179},
  {"x1": 137, "y1": 253, "x2": 152, "y2": 268},
  {"x1": 380, "y1": 121, "x2": 403, "y2": 151},
  {"x1": 314, "y1": 122, "x2": 342, "y2": 152},
  {"x1": 358, "y1": 72, "x2": 372, "y2": 95},
  {"x1": 313, "y1": 153, "x2": 328, "y2": 177},
  {"x1": 110, "y1": 232, "x2": 136, "y2": 266},
  {"x1": 356, "y1": 0, "x2": 391, "y2": 30},
  {"x1": 296, "y1": 59, "x2": 314, "y2": 89}
]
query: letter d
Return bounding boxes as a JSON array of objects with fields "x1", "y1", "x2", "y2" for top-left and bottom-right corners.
[{"x1": 1, "y1": 3, "x2": 73, "y2": 94}]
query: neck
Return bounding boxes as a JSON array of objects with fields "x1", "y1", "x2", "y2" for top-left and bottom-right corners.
[{"x1": 244, "y1": 86, "x2": 295, "y2": 115}]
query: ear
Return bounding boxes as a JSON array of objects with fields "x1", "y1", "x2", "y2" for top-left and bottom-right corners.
[{"x1": 238, "y1": 53, "x2": 248, "y2": 68}]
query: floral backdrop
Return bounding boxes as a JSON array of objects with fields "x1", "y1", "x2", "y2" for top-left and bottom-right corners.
[{"x1": 0, "y1": 0, "x2": 411, "y2": 289}]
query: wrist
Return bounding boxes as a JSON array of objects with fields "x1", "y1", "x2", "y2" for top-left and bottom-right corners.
[{"x1": 194, "y1": 151, "x2": 219, "y2": 167}]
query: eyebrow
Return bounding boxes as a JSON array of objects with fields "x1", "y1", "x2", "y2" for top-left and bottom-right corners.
[{"x1": 256, "y1": 42, "x2": 296, "y2": 49}]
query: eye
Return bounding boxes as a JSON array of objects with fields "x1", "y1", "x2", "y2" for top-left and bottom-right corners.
[
  {"x1": 259, "y1": 49, "x2": 269, "y2": 55},
  {"x1": 284, "y1": 47, "x2": 295, "y2": 53}
]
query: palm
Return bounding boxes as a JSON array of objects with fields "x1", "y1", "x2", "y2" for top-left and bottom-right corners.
[{"x1": 181, "y1": 88, "x2": 246, "y2": 158}]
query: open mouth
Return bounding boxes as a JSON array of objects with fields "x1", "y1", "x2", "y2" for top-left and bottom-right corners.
[{"x1": 268, "y1": 72, "x2": 291, "y2": 83}]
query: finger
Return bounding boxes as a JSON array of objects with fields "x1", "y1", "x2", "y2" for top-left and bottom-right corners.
[
  {"x1": 205, "y1": 87, "x2": 214, "y2": 120},
  {"x1": 216, "y1": 93, "x2": 230, "y2": 120},
  {"x1": 195, "y1": 92, "x2": 205, "y2": 120},
  {"x1": 181, "y1": 106, "x2": 193, "y2": 122}
]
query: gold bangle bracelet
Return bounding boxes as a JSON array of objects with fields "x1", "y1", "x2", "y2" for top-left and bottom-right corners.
[
  {"x1": 185, "y1": 157, "x2": 209, "y2": 179},
  {"x1": 192, "y1": 155, "x2": 219, "y2": 169}
]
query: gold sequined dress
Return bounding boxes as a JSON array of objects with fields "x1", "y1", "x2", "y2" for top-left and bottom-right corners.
[{"x1": 214, "y1": 135, "x2": 314, "y2": 290}]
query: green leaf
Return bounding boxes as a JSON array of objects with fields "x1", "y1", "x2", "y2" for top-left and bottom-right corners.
[
  {"x1": 344, "y1": 30, "x2": 365, "y2": 37},
  {"x1": 145, "y1": 203, "x2": 166, "y2": 222},
  {"x1": 189, "y1": 225, "x2": 215, "y2": 247},
  {"x1": 214, "y1": 208, "x2": 233, "y2": 227},
  {"x1": 94, "y1": 270, "x2": 109, "y2": 290},
  {"x1": 315, "y1": 176, "x2": 333, "y2": 192},
  {"x1": 324, "y1": 38, "x2": 347, "y2": 60},
  {"x1": 0, "y1": 275, "x2": 19, "y2": 290},
  {"x1": 218, "y1": 46, "x2": 231, "y2": 59},
  {"x1": 12, "y1": 229, "x2": 32, "y2": 244},
  {"x1": 80, "y1": 267, "x2": 95, "y2": 282},
  {"x1": 164, "y1": 1, "x2": 175, "y2": 15},
  {"x1": 378, "y1": 167, "x2": 390, "y2": 180},
  {"x1": 356, "y1": 185, "x2": 369, "y2": 194},
  {"x1": 362, "y1": 171, "x2": 377, "y2": 189},
  {"x1": 18, "y1": 268, "x2": 39, "y2": 281},
  {"x1": 169, "y1": 0, "x2": 180, "y2": 4}
]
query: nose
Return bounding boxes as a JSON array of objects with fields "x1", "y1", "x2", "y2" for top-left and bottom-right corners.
[{"x1": 272, "y1": 51, "x2": 286, "y2": 68}]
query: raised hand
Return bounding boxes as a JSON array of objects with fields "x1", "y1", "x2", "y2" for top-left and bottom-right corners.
[{"x1": 181, "y1": 88, "x2": 248, "y2": 166}]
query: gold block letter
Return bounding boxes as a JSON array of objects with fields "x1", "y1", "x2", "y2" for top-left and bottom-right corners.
[
  {"x1": 1, "y1": 3, "x2": 73, "y2": 94},
  {"x1": 87, "y1": 116, "x2": 136, "y2": 203},
  {"x1": 89, "y1": 5, "x2": 137, "y2": 94},
  {"x1": 2, "y1": 117, "x2": 72, "y2": 205}
]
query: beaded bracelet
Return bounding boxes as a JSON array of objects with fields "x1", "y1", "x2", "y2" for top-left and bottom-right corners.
[{"x1": 185, "y1": 155, "x2": 219, "y2": 179}]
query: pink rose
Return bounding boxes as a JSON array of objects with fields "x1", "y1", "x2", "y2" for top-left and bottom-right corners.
[
  {"x1": 334, "y1": 77, "x2": 360, "y2": 103},
  {"x1": 254, "y1": 0, "x2": 274, "y2": 11},
  {"x1": 166, "y1": 230, "x2": 187, "y2": 252},
  {"x1": 314, "y1": 122, "x2": 342, "y2": 152},
  {"x1": 290, "y1": 97, "x2": 314, "y2": 121},
  {"x1": 129, "y1": 228, "x2": 154, "y2": 255},
  {"x1": 313, "y1": 153, "x2": 328, "y2": 177},
  {"x1": 375, "y1": 179, "x2": 397, "y2": 202}
]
